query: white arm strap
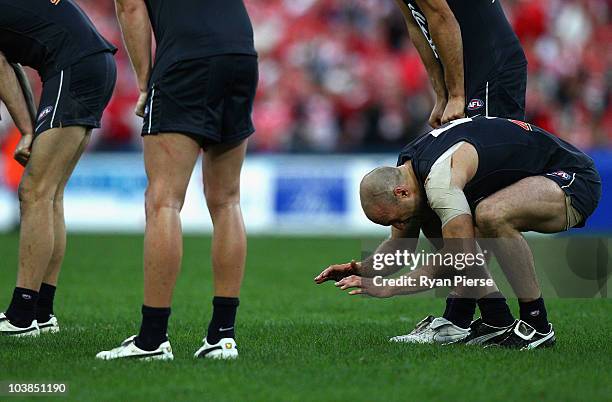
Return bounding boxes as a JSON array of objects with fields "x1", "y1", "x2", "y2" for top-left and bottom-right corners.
[{"x1": 425, "y1": 142, "x2": 472, "y2": 228}]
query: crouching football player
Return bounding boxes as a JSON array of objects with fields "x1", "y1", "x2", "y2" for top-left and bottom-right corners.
[
  {"x1": 0, "y1": 0, "x2": 117, "y2": 337},
  {"x1": 393, "y1": 0, "x2": 529, "y2": 343},
  {"x1": 316, "y1": 116, "x2": 601, "y2": 349},
  {"x1": 96, "y1": 0, "x2": 258, "y2": 360}
]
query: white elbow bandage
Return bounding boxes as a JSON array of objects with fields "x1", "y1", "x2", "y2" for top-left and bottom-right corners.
[{"x1": 425, "y1": 142, "x2": 472, "y2": 228}]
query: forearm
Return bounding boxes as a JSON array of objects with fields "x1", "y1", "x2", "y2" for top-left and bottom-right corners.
[
  {"x1": 0, "y1": 54, "x2": 34, "y2": 136},
  {"x1": 359, "y1": 237, "x2": 418, "y2": 278},
  {"x1": 406, "y1": 19, "x2": 447, "y2": 98},
  {"x1": 386, "y1": 245, "x2": 490, "y2": 297},
  {"x1": 386, "y1": 262, "x2": 455, "y2": 296},
  {"x1": 415, "y1": 0, "x2": 465, "y2": 98},
  {"x1": 11, "y1": 63, "x2": 36, "y2": 123},
  {"x1": 359, "y1": 224, "x2": 421, "y2": 278},
  {"x1": 115, "y1": 0, "x2": 152, "y2": 91},
  {"x1": 396, "y1": 0, "x2": 447, "y2": 99}
]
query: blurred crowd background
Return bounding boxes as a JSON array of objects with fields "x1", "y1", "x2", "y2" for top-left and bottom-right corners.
[{"x1": 1, "y1": 0, "x2": 611, "y2": 154}]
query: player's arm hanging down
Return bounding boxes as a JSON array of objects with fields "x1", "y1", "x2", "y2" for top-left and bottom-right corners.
[
  {"x1": 115, "y1": 0, "x2": 152, "y2": 117},
  {"x1": 0, "y1": 52, "x2": 35, "y2": 166},
  {"x1": 395, "y1": 0, "x2": 447, "y2": 128},
  {"x1": 398, "y1": 0, "x2": 466, "y2": 125}
]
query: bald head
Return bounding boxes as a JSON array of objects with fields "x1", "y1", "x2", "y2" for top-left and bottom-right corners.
[{"x1": 360, "y1": 167, "x2": 404, "y2": 223}]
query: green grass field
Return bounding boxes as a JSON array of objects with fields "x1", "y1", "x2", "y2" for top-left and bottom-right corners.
[{"x1": 0, "y1": 234, "x2": 610, "y2": 401}]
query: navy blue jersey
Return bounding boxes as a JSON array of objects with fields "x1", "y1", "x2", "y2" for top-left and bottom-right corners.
[
  {"x1": 0, "y1": 0, "x2": 116, "y2": 80},
  {"x1": 397, "y1": 117, "x2": 597, "y2": 210},
  {"x1": 145, "y1": 0, "x2": 257, "y2": 80},
  {"x1": 402, "y1": 0, "x2": 525, "y2": 95}
]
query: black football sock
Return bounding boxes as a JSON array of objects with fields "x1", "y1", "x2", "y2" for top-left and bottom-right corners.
[
  {"x1": 443, "y1": 297, "x2": 476, "y2": 329},
  {"x1": 206, "y1": 297, "x2": 239, "y2": 344},
  {"x1": 135, "y1": 305, "x2": 171, "y2": 351},
  {"x1": 36, "y1": 283, "x2": 56, "y2": 323},
  {"x1": 478, "y1": 292, "x2": 515, "y2": 327},
  {"x1": 5, "y1": 287, "x2": 39, "y2": 328},
  {"x1": 519, "y1": 297, "x2": 550, "y2": 333},
  {"x1": 442, "y1": 296, "x2": 454, "y2": 318}
]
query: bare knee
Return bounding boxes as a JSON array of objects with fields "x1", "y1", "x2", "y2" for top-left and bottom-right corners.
[
  {"x1": 204, "y1": 184, "x2": 240, "y2": 216},
  {"x1": 18, "y1": 174, "x2": 58, "y2": 206},
  {"x1": 475, "y1": 202, "x2": 515, "y2": 237},
  {"x1": 145, "y1": 182, "x2": 186, "y2": 217}
]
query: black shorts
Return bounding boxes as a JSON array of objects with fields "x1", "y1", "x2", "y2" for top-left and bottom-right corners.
[
  {"x1": 465, "y1": 48, "x2": 527, "y2": 121},
  {"x1": 543, "y1": 166, "x2": 602, "y2": 228},
  {"x1": 35, "y1": 51, "x2": 116, "y2": 136},
  {"x1": 142, "y1": 55, "x2": 259, "y2": 146}
]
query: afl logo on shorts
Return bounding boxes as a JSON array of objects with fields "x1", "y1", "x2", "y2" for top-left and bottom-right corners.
[
  {"x1": 37, "y1": 106, "x2": 54, "y2": 122},
  {"x1": 547, "y1": 171, "x2": 572, "y2": 181},
  {"x1": 467, "y1": 99, "x2": 484, "y2": 111},
  {"x1": 50, "y1": 0, "x2": 61, "y2": 5}
]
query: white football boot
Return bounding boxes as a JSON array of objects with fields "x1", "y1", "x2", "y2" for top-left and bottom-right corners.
[
  {"x1": 38, "y1": 315, "x2": 60, "y2": 334},
  {"x1": 390, "y1": 316, "x2": 470, "y2": 344},
  {"x1": 194, "y1": 338, "x2": 238, "y2": 360},
  {"x1": 0, "y1": 312, "x2": 40, "y2": 337},
  {"x1": 96, "y1": 335, "x2": 174, "y2": 361}
]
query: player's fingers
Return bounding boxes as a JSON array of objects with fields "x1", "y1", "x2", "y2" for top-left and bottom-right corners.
[
  {"x1": 316, "y1": 262, "x2": 352, "y2": 283},
  {"x1": 337, "y1": 275, "x2": 361, "y2": 290},
  {"x1": 314, "y1": 267, "x2": 333, "y2": 283},
  {"x1": 334, "y1": 276, "x2": 348, "y2": 287},
  {"x1": 14, "y1": 151, "x2": 28, "y2": 167},
  {"x1": 429, "y1": 113, "x2": 442, "y2": 128},
  {"x1": 348, "y1": 289, "x2": 364, "y2": 296}
]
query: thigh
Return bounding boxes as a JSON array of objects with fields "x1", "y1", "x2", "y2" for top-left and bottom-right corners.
[
  {"x1": 55, "y1": 130, "x2": 91, "y2": 197},
  {"x1": 476, "y1": 176, "x2": 567, "y2": 233},
  {"x1": 202, "y1": 140, "x2": 248, "y2": 201},
  {"x1": 22, "y1": 126, "x2": 89, "y2": 192},
  {"x1": 143, "y1": 133, "x2": 201, "y2": 200}
]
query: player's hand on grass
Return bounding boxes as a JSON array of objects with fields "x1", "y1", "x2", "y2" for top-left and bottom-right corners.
[
  {"x1": 14, "y1": 133, "x2": 33, "y2": 166},
  {"x1": 314, "y1": 260, "x2": 361, "y2": 284},
  {"x1": 441, "y1": 95, "x2": 466, "y2": 124},
  {"x1": 135, "y1": 90, "x2": 148, "y2": 117},
  {"x1": 429, "y1": 96, "x2": 447, "y2": 128},
  {"x1": 335, "y1": 275, "x2": 393, "y2": 298}
]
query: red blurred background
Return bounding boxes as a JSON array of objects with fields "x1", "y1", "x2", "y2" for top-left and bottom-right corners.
[{"x1": 1, "y1": 0, "x2": 611, "y2": 156}]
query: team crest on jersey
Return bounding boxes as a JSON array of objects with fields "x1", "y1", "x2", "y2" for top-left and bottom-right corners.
[
  {"x1": 467, "y1": 99, "x2": 485, "y2": 111},
  {"x1": 37, "y1": 106, "x2": 54, "y2": 122},
  {"x1": 547, "y1": 171, "x2": 572, "y2": 181},
  {"x1": 50, "y1": 0, "x2": 61, "y2": 5}
]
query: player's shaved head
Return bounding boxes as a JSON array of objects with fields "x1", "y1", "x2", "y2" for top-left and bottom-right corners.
[{"x1": 360, "y1": 167, "x2": 404, "y2": 223}]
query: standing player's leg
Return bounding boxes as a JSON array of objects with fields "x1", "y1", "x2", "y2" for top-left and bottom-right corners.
[
  {"x1": 193, "y1": 55, "x2": 256, "y2": 359},
  {"x1": 36, "y1": 131, "x2": 91, "y2": 331},
  {"x1": 2, "y1": 127, "x2": 89, "y2": 334},
  {"x1": 200, "y1": 140, "x2": 248, "y2": 349},
  {"x1": 135, "y1": 134, "x2": 201, "y2": 351}
]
